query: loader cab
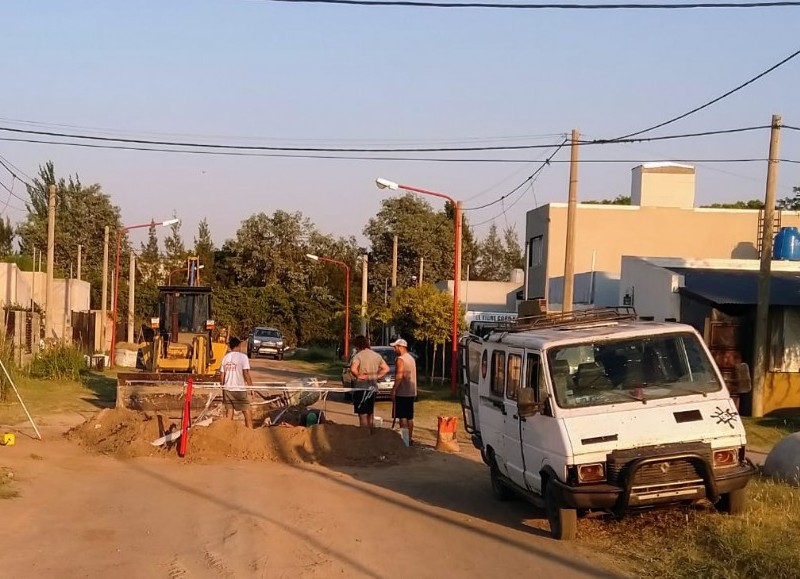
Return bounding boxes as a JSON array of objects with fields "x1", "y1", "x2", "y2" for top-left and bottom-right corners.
[{"x1": 158, "y1": 286, "x2": 213, "y2": 340}]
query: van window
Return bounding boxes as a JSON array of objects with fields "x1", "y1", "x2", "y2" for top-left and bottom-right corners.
[
  {"x1": 466, "y1": 340, "x2": 483, "y2": 383},
  {"x1": 546, "y1": 332, "x2": 722, "y2": 409},
  {"x1": 506, "y1": 354, "x2": 522, "y2": 400},
  {"x1": 525, "y1": 353, "x2": 543, "y2": 403},
  {"x1": 490, "y1": 350, "x2": 505, "y2": 397}
]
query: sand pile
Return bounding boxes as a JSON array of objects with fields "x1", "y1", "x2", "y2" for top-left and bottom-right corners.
[{"x1": 67, "y1": 408, "x2": 410, "y2": 466}]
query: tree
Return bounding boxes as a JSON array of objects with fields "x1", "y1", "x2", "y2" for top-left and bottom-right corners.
[
  {"x1": 0, "y1": 216, "x2": 14, "y2": 257},
  {"x1": 193, "y1": 218, "x2": 215, "y2": 284},
  {"x1": 702, "y1": 200, "x2": 765, "y2": 209},
  {"x1": 16, "y1": 161, "x2": 125, "y2": 310},
  {"x1": 584, "y1": 195, "x2": 631, "y2": 205},
  {"x1": 163, "y1": 213, "x2": 186, "y2": 269},
  {"x1": 777, "y1": 187, "x2": 800, "y2": 210},
  {"x1": 502, "y1": 225, "x2": 523, "y2": 276},
  {"x1": 475, "y1": 224, "x2": 506, "y2": 280}
]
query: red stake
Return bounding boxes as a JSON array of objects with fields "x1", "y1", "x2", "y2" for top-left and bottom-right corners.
[{"x1": 178, "y1": 377, "x2": 194, "y2": 457}]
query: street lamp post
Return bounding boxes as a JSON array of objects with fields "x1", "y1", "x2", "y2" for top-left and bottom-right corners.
[
  {"x1": 376, "y1": 178, "x2": 462, "y2": 395},
  {"x1": 167, "y1": 264, "x2": 204, "y2": 285},
  {"x1": 110, "y1": 218, "x2": 180, "y2": 366},
  {"x1": 307, "y1": 254, "x2": 350, "y2": 360}
]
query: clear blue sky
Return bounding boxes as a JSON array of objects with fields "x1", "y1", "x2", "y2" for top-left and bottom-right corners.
[{"x1": 1, "y1": 0, "x2": 798, "y2": 250}]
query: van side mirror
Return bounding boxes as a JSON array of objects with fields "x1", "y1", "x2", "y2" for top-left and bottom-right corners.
[
  {"x1": 518, "y1": 388, "x2": 542, "y2": 417},
  {"x1": 729, "y1": 362, "x2": 752, "y2": 394}
]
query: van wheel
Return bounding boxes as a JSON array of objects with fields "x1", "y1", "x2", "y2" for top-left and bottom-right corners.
[
  {"x1": 545, "y1": 483, "x2": 577, "y2": 540},
  {"x1": 490, "y1": 467, "x2": 514, "y2": 501},
  {"x1": 717, "y1": 489, "x2": 746, "y2": 515}
]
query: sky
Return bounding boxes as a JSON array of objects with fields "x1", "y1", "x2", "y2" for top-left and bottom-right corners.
[{"x1": 1, "y1": 0, "x2": 799, "y2": 251}]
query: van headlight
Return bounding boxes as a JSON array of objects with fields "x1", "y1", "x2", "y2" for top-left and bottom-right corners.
[
  {"x1": 713, "y1": 447, "x2": 740, "y2": 469},
  {"x1": 577, "y1": 462, "x2": 606, "y2": 483}
]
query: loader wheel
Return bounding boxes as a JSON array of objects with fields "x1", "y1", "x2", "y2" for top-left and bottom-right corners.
[{"x1": 545, "y1": 482, "x2": 577, "y2": 540}]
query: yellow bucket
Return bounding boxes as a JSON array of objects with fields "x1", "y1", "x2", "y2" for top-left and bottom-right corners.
[{"x1": 1, "y1": 433, "x2": 15, "y2": 446}]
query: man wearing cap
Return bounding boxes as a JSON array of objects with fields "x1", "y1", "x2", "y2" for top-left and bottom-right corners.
[{"x1": 391, "y1": 338, "x2": 417, "y2": 446}]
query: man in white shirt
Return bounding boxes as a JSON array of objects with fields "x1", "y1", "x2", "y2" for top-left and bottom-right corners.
[{"x1": 221, "y1": 337, "x2": 254, "y2": 428}]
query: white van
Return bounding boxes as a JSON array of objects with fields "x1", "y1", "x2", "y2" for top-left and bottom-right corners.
[{"x1": 459, "y1": 308, "x2": 755, "y2": 540}]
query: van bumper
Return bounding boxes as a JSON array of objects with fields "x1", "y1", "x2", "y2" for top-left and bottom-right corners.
[{"x1": 550, "y1": 460, "x2": 756, "y2": 512}]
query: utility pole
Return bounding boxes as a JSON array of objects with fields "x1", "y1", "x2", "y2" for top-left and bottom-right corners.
[
  {"x1": 451, "y1": 201, "x2": 463, "y2": 395},
  {"x1": 31, "y1": 247, "x2": 36, "y2": 311},
  {"x1": 360, "y1": 254, "x2": 368, "y2": 336},
  {"x1": 418, "y1": 256, "x2": 424, "y2": 287},
  {"x1": 562, "y1": 129, "x2": 580, "y2": 313},
  {"x1": 44, "y1": 184, "x2": 56, "y2": 340},
  {"x1": 101, "y1": 226, "x2": 109, "y2": 353},
  {"x1": 127, "y1": 252, "x2": 136, "y2": 343},
  {"x1": 77, "y1": 245, "x2": 82, "y2": 280},
  {"x1": 391, "y1": 234, "x2": 398, "y2": 292},
  {"x1": 752, "y1": 114, "x2": 782, "y2": 418}
]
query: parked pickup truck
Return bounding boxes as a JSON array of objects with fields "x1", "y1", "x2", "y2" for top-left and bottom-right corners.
[{"x1": 459, "y1": 307, "x2": 755, "y2": 540}]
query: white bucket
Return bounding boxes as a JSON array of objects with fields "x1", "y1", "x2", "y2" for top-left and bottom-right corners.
[{"x1": 374, "y1": 416, "x2": 383, "y2": 428}]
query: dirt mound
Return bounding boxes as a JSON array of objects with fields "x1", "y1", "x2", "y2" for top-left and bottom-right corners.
[{"x1": 67, "y1": 408, "x2": 409, "y2": 466}]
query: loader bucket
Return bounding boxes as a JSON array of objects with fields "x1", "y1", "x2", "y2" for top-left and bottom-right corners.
[{"x1": 116, "y1": 372, "x2": 220, "y2": 412}]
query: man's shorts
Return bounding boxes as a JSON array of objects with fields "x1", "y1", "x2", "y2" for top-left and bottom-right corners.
[
  {"x1": 223, "y1": 389, "x2": 250, "y2": 411},
  {"x1": 352, "y1": 389, "x2": 375, "y2": 415},
  {"x1": 394, "y1": 396, "x2": 415, "y2": 420}
]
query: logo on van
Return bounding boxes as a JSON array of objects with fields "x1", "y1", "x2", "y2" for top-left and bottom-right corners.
[{"x1": 710, "y1": 407, "x2": 739, "y2": 429}]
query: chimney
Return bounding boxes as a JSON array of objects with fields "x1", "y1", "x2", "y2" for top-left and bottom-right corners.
[{"x1": 631, "y1": 163, "x2": 695, "y2": 209}]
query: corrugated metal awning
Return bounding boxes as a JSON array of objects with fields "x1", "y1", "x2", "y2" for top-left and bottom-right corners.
[{"x1": 670, "y1": 268, "x2": 800, "y2": 307}]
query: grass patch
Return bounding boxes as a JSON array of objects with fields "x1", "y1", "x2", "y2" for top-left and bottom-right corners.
[
  {"x1": 0, "y1": 467, "x2": 18, "y2": 499},
  {"x1": 292, "y1": 346, "x2": 338, "y2": 363},
  {"x1": 0, "y1": 371, "x2": 116, "y2": 425},
  {"x1": 743, "y1": 415, "x2": 800, "y2": 451},
  {"x1": 581, "y1": 476, "x2": 800, "y2": 578}
]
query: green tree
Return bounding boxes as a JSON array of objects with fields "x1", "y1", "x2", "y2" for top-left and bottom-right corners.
[
  {"x1": 16, "y1": 161, "x2": 126, "y2": 310},
  {"x1": 777, "y1": 187, "x2": 800, "y2": 210},
  {"x1": 193, "y1": 218, "x2": 215, "y2": 284},
  {"x1": 702, "y1": 199, "x2": 765, "y2": 209},
  {"x1": 0, "y1": 216, "x2": 14, "y2": 257},
  {"x1": 163, "y1": 213, "x2": 186, "y2": 269},
  {"x1": 503, "y1": 225, "x2": 523, "y2": 276},
  {"x1": 475, "y1": 224, "x2": 506, "y2": 280},
  {"x1": 584, "y1": 195, "x2": 631, "y2": 205}
]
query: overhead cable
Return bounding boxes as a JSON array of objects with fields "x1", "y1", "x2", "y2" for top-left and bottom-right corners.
[{"x1": 260, "y1": 0, "x2": 800, "y2": 10}]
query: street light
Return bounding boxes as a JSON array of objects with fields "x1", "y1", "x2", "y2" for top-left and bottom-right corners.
[
  {"x1": 167, "y1": 264, "x2": 204, "y2": 285},
  {"x1": 307, "y1": 253, "x2": 350, "y2": 359},
  {"x1": 376, "y1": 177, "x2": 462, "y2": 395},
  {"x1": 110, "y1": 218, "x2": 180, "y2": 366}
]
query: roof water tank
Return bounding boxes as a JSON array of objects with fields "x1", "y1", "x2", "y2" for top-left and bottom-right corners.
[{"x1": 773, "y1": 227, "x2": 800, "y2": 261}]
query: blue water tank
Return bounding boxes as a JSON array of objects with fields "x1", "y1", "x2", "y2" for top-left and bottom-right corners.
[{"x1": 773, "y1": 226, "x2": 800, "y2": 261}]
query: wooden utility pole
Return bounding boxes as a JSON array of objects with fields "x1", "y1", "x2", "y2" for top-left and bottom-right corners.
[
  {"x1": 562, "y1": 129, "x2": 580, "y2": 313},
  {"x1": 44, "y1": 184, "x2": 56, "y2": 339},
  {"x1": 418, "y1": 256, "x2": 424, "y2": 287},
  {"x1": 101, "y1": 226, "x2": 109, "y2": 353},
  {"x1": 752, "y1": 114, "x2": 782, "y2": 418},
  {"x1": 127, "y1": 252, "x2": 136, "y2": 343},
  {"x1": 31, "y1": 247, "x2": 36, "y2": 311},
  {"x1": 360, "y1": 254, "x2": 368, "y2": 336},
  {"x1": 77, "y1": 245, "x2": 82, "y2": 280},
  {"x1": 391, "y1": 234, "x2": 398, "y2": 292}
]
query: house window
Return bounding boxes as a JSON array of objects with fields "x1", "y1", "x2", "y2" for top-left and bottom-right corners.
[
  {"x1": 490, "y1": 350, "x2": 506, "y2": 397},
  {"x1": 529, "y1": 236, "x2": 543, "y2": 268},
  {"x1": 506, "y1": 354, "x2": 522, "y2": 400}
]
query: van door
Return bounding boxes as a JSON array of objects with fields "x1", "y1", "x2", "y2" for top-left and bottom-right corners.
[
  {"x1": 502, "y1": 349, "x2": 527, "y2": 488},
  {"x1": 478, "y1": 346, "x2": 509, "y2": 475},
  {"x1": 519, "y1": 353, "x2": 566, "y2": 493}
]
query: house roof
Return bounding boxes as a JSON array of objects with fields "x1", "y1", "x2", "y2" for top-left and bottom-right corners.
[{"x1": 669, "y1": 267, "x2": 800, "y2": 307}]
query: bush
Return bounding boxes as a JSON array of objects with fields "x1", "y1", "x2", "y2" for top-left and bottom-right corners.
[
  {"x1": 292, "y1": 345, "x2": 337, "y2": 363},
  {"x1": 29, "y1": 343, "x2": 86, "y2": 381}
]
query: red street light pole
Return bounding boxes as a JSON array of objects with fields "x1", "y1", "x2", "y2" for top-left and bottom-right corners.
[
  {"x1": 375, "y1": 178, "x2": 462, "y2": 395},
  {"x1": 110, "y1": 218, "x2": 180, "y2": 366},
  {"x1": 307, "y1": 254, "x2": 350, "y2": 359}
]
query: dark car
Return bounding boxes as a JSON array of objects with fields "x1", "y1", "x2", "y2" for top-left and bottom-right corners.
[
  {"x1": 247, "y1": 327, "x2": 285, "y2": 360},
  {"x1": 342, "y1": 346, "x2": 397, "y2": 400}
]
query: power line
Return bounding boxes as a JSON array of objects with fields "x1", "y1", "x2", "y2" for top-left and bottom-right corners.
[
  {"x1": 607, "y1": 46, "x2": 800, "y2": 141},
  {"x1": 4, "y1": 135, "x2": 798, "y2": 165},
  {"x1": 464, "y1": 139, "x2": 568, "y2": 210},
  {"x1": 0, "y1": 178, "x2": 29, "y2": 212},
  {"x1": 0, "y1": 157, "x2": 32, "y2": 202},
  {"x1": 0, "y1": 123, "x2": 771, "y2": 153},
  {"x1": 260, "y1": 0, "x2": 800, "y2": 9}
]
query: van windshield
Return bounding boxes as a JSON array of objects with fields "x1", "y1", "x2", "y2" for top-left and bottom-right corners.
[{"x1": 546, "y1": 332, "x2": 722, "y2": 409}]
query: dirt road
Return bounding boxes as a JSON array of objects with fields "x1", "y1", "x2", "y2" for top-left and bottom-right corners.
[{"x1": 0, "y1": 357, "x2": 616, "y2": 578}]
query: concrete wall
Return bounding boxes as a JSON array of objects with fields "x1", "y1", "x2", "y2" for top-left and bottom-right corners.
[
  {"x1": 0, "y1": 262, "x2": 91, "y2": 340},
  {"x1": 765, "y1": 372, "x2": 800, "y2": 415},
  {"x1": 437, "y1": 280, "x2": 521, "y2": 313},
  {"x1": 619, "y1": 257, "x2": 682, "y2": 321},
  {"x1": 524, "y1": 202, "x2": 800, "y2": 301},
  {"x1": 631, "y1": 164, "x2": 696, "y2": 209}
]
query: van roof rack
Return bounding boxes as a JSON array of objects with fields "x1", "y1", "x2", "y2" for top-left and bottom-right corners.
[{"x1": 498, "y1": 306, "x2": 638, "y2": 332}]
